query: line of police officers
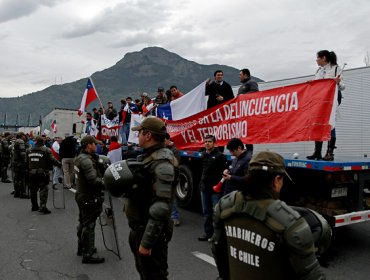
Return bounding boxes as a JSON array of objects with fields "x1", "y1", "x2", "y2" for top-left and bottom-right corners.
[{"x1": 0, "y1": 132, "x2": 61, "y2": 212}]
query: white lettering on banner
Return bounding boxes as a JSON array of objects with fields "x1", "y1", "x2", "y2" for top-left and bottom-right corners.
[
  {"x1": 180, "y1": 130, "x2": 199, "y2": 143},
  {"x1": 101, "y1": 127, "x2": 119, "y2": 137},
  {"x1": 223, "y1": 92, "x2": 298, "y2": 119},
  {"x1": 225, "y1": 225, "x2": 275, "y2": 252},
  {"x1": 197, "y1": 121, "x2": 248, "y2": 140}
]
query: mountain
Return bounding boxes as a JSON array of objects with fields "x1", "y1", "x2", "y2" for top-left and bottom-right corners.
[{"x1": 0, "y1": 47, "x2": 263, "y2": 125}]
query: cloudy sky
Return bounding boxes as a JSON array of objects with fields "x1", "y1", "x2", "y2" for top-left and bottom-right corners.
[{"x1": 1, "y1": 0, "x2": 370, "y2": 98}]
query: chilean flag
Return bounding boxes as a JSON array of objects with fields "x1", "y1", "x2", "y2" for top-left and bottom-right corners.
[
  {"x1": 107, "y1": 141, "x2": 122, "y2": 163},
  {"x1": 51, "y1": 120, "x2": 57, "y2": 133},
  {"x1": 78, "y1": 78, "x2": 98, "y2": 116},
  {"x1": 51, "y1": 141, "x2": 60, "y2": 161},
  {"x1": 156, "y1": 81, "x2": 208, "y2": 120}
]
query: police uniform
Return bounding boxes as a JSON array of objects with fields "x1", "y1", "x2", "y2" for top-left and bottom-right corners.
[
  {"x1": 28, "y1": 137, "x2": 60, "y2": 213},
  {"x1": 211, "y1": 151, "x2": 326, "y2": 280},
  {"x1": 124, "y1": 144, "x2": 177, "y2": 279},
  {"x1": 74, "y1": 135, "x2": 105, "y2": 264},
  {"x1": 121, "y1": 117, "x2": 176, "y2": 279},
  {"x1": 1, "y1": 133, "x2": 12, "y2": 182},
  {"x1": 13, "y1": 133, "x2": 28, "y2": 198}
]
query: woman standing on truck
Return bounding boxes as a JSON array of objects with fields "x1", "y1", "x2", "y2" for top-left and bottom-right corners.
[{"x1": 307, "y1": 50, "x2": 345, "y2": 161}]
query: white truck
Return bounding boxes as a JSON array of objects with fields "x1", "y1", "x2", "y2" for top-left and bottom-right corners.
[{"x1": 176, "y1": 66, "x2": 370, "y2": 228}]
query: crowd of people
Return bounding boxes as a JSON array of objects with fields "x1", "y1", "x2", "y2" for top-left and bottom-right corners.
[{"x1": 0, "y1": 53, "x2": 343, "y2": 279}]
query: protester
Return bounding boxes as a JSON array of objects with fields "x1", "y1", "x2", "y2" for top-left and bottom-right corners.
[
  {"x1": 307, "y1": 50, "x2": 345, "y2": 161},
  {"x1": 237, "y1": 68, "x2": 259, "y2": 152},
  {"x1": 237, "y1": 68, "x2": 259, "y2": 95},
  {"x1": 198, "y1": 135, "x2": 227, "y2": 241},
  {"x1": 211, "y1": 151, "x2": 326, "y2": 280},
  {"x1": 59, "y1": 135, "x2": 77, "y2": 189},
  {"x1": 222, "y1": 138, "x2": 252, "y2": 195},
  {"x1": 205, "y1": 70, "x2": 234, "y2": 109},
  {"x1": 154, "y1": 87, "x2": 167, "y2": 105},
  {"x1": 170, "y1": 85, "x2": 184, "y2": 100},
  {"x1": 121, "y1": 96, "x2": 139, "y2": 144},
  {"x1": 107, "y1": 136, "x2": 122, "y2": 163},
  {"x1": 104, "y1": 101, "x2": 118, "y2": 120},
  {"x1": 51, "y1": 137, "x2": 63, "y2": 190}
]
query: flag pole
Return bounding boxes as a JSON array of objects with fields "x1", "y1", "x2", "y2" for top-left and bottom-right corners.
[{"x1": 89, "y1": 77, "x2": 105, "y2": 111}]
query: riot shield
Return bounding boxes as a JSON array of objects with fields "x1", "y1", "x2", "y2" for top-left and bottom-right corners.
[{"x1": 98, "y1": 191, "x2": 121, "y2": 259}]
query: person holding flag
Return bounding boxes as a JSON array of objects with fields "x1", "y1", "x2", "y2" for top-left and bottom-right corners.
[
  {"x1": 120, "y1": 97, "x2": 138, "y2": 144},
  {"x1": 51, "y1": 120, "x2": 57, "y2": 133}
]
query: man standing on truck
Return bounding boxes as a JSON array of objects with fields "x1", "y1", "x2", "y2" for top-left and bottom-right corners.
[
  {"x1": 211, "y1": 151, "x2": 326, "y2": 280},
  {"x1": 198, "y1": 135, "x2": 227, "y2": 241},
  {"x1": 205, "y1": 70, "x2": 234, "y2": 109},
  {"x1": 237, "y1": 68, "x2": 258, "y2": 153}
]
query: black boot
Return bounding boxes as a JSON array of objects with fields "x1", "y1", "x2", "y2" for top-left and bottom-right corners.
[
  {"x1": 307, "y1": 141, "x2": 323, "y2": 160},
  {"x1": 81, "y1": 227, "x2": 104, "y2": 264},
  {"x1": 323, "y1": 138, "x2": 336, "y2": 161}
]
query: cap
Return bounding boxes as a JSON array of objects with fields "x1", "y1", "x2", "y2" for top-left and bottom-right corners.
[
  {"x1": 81, "y1": 135, "x2": 98, "y2": 146},
  {"x1": 131, "y1": 117, "x2": 167, "y2": 136},
  {"x1": 249, "y1": 151, "x2": 292, "y2": 181},
  {"x1": 158, "y1": 87, "x2": 164, "y2": 92},
  {"x1": 142, "y1": 92, "x2": 148, "y2": 97}
]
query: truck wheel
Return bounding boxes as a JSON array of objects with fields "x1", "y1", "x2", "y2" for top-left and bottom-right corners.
[{"x1": 176, "y1": 165, "x2": 199, "y2": 208}]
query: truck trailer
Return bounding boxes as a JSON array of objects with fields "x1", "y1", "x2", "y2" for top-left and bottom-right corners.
[{"x1": 175, "y1": 66, "x2": 370, "y2": 228}]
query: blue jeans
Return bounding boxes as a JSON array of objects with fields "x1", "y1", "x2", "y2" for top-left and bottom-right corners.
[
  {"x1": 171, "y1": 199, "x2": 180, "y2": 220},
  {"x1": 119, "y1": 125, "x2": 127, "y2": 144},
  {"x1": 201, "y1": 190, "x2": 221, "y2": 237}
]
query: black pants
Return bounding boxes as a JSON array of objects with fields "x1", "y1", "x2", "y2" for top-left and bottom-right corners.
[
  {"x1": 129, "y1": 225, "x2": 172, "y2": 280},
  {"x1": 76, "y1": 194, "x2": 103, "y2": 255}
]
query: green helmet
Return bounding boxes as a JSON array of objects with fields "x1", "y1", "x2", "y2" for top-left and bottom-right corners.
[{"x1": 103, "y1": 160, "x2": 143, "y2": 197}]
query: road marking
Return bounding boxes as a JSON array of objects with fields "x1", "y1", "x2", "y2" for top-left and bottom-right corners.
[{"x1": 192, "y1": 251, "x2": 216, "y2": 267}]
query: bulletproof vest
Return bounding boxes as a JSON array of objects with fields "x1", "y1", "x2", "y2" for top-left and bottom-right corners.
[
  {"x1": 74, "y1": 152, "x2": 99, "y2": 195},
  {"x1": 224, "y1": 215, "x2": 291, "y2": 280},
  {"x1": 13, "y1": 139, "x2": 26, "y2": 161},
  {"x1": 28, "y1": 146, "x2": 50, "y2": 170},
  {"x1": 220, "y1": 193, "x2": 297, "y2": 280}
]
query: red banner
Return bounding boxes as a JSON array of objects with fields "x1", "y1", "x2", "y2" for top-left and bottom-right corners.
[{"x1": 166, "y1": 79, "x2": 337, "y2": 150}]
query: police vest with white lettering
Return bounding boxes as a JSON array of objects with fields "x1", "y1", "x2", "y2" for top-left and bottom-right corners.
[
  {"x1": 28, "y1": 147, "x2": 50, "y2": 170},
  {"x1": 224, "y1": 214, "x2": 289, "y2": 280}
]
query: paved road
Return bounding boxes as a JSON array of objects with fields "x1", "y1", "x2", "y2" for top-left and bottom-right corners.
[{"x1": 1, "y1": 177, "x2": 370, "y2": 279}]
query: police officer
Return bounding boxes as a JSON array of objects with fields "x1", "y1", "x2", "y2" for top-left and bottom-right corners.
[
  {"x1": 28, "y1": 136, "x2": 60, "y2": 213},
  {"x1": 127, "y1": 117, "x2": 178, "y2": 279},
  {"x1": 74, "y1": 135, "x2": 105, "y2": 264},
  {"x1": 1, "y1": 132, "x2": 12, "y2": 183},
  {"x1": 13, "y1": 132, "x2": 28, "y2": 198},
  {"x1": 211, "y1": 151, "x2": 326, "y2": 280}
]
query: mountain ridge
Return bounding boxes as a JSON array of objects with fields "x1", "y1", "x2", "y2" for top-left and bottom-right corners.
[{"x1": 0, "y1": 47, "x2": 262, "y2": 125}]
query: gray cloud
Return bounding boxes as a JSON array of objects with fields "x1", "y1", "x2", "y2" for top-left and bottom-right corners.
[
  {"x1": 62, "y1": 1, "x2": 171, "y2": 38},
  {"x1": 0, "y1": 0, "x2": 63, "y2": 23}
]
